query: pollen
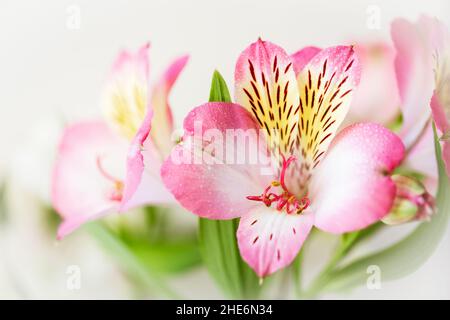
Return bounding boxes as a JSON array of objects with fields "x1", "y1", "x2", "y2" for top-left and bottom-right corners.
[{"x1": 104, "y1": 82, "x2": 147, "y2": 140}]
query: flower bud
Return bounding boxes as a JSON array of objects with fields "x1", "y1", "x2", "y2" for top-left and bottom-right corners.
[{"x1": 382, "y1": 175, "x2": 435, "y2": 225}]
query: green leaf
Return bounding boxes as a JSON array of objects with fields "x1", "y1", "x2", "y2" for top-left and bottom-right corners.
[
  {"x1": 198, "y1": 71, "x2": 261, "y2": 299},
  {"x1": 121, "y1": 236, "x2": 201, "y2": 274},
  {"x1": 292, "y1": 250, "x2": 303, "y2": 298},
  {"x1": 302, "y1": 223, "x2": 383, "y2": 298},
  {"x1": 320, "y1": 124, "x2": 450, "y2": 293},
  {"x1": 209, "y1": 70, "x2": 232, "y2": 103}
]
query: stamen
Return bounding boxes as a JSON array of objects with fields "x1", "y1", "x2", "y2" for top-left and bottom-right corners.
[
  {"x1": 96, "y1": 156, "x2": 121, "y2": 183},
  {"x1": 246, "y1": 155, "x2": 310, "y2": 214},
  {"x1": 96, "y1": 156, "x2": 123, "y2": 202}
]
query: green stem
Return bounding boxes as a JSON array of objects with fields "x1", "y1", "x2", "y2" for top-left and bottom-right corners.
[
  {"x1": 303, "y1": 236, "x2": 358, "y2": 298},
  {"x1": 302, "y1": 223, "x2": 383, "y2": 298},
  {"x1": 292, "y1": 250, "x2": 303, "y2": 298}
]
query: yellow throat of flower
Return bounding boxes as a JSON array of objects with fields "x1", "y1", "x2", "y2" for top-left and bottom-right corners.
[{"x1": 104, "y1": 80, "x2": 148, "y2": 140}]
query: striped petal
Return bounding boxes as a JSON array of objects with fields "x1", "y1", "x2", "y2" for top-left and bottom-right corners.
[
  {"x1": 296, "y1": 46, "x2": 361, "y2": 189},
  {"x1": 235, "y1": 39, "x2": 301, "y2": 163}
]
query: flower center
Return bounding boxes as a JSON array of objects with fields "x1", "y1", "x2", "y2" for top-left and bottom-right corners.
[
  {"x1": 96, "y1": 155, "x2": 124, "y2": 202},
  {"x1": 246, "y1": 155, "x2": 310, "y2": 214}
]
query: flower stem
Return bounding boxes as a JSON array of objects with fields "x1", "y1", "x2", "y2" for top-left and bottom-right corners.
[
  {"x1": 302, "y1": 223, "x2": 383, "y2": 298},
  {"x1": 292, "y1": 250, "x2": 303, "y2": 298}
]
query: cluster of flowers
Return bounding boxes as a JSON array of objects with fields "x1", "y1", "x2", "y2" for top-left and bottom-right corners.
[{"x1": 52, "y1": 16, "x2": 449, "y2": 278}]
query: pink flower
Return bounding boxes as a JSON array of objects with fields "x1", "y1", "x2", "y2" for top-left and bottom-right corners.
[
  {"x1": 391, "y1": 15, "x2": 450, "y2": 178},
  {"x1": 52, "y1": 43, "x2": 188, "y2": 239},
  {"x1": 378, "y1": 16, "x2": 450, "y2": 193},
  {"x1": 161, "y1": 40, "x2": 405, "y2": 277}
]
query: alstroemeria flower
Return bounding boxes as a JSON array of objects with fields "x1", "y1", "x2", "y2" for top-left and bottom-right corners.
[
  {"x1": 161, "y1": 40, "x2": 405, "y2": 277},
  {"x1": 391, "y1": 16, "x2": 444, "y2": 185},
  {"x1": 52, "y1": 43, "x2": 188, "y2": 238},
  {"x1": 376, "y1": 16, "x2": 450, "y2": 193},
  {"x1": 391, "y1": 15, "x2": 450, "y2": 178}
]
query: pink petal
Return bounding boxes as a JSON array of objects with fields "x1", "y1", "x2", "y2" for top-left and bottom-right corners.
[
  {"x1": 443, "y1": 141, "x2": 450, "y2": 178},
  {"x1": 161, "y1": 102, "x2": 275, "y2": 220},
  {"x1": 391, "y1": 16, "x2": 436, "y2": 148},
  {"x1": 431, "y1": 30, "x2": 450, "y2": 137},
  {"x1": 51, "y1": 121, "x2": 128, "y2": 239},
  {"x1": 237, "y1": 206, "x2": 314, "y2": 277},
  {"x1": 119, "y1": 109, "x2": 174, "y2": 212},
  {"x1": 347, "y1": 42, "x2": 401, "y2": 125},
  {"x1": 151, "y1": 55, "x2": 189, "y2": 156},
  {"x1": 309, "y1": 123, "x2": 405, "y2": 233},
  {"x1": 290, "y1": 46, "x2": 321, "y2": 75},
  {"x1": 234, "y1": 39, "x2": 300, "y2": 158},
  {"x1": 57, "y1": 209, "x2": 111, "y2": 240},
  {"x1": 111, "y1": 42, "x2": 150, "y2": 79},
  {"x1": 419, "y1": 17, "x2": 450, "y2": 137},
  {"x1": 431, "y1": 91, "x2": 450, "y2": 135}
]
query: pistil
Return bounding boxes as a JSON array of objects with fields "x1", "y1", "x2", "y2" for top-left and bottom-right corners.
[{"x1": 246, "y1": 155, "x2": 310, "y2": 214}]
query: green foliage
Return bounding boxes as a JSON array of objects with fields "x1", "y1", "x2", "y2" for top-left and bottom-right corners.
[{"x1": 209, "y1": 70, "x2": 232, "y2": 102}]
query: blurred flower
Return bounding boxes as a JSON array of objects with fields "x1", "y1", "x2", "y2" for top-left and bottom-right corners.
[
  {"x1": 52, "y1": 43, "x2": 189, "y2": 238},
  {"x1": 382, "y1": 174, "x2": 435, "y2": 225},
  {"x1": 337, "y1": 17, "x2": 450, "y2": 195},
  {"x1": 391, "y1": 16, "x2": 436, "y2": 148},
  {"x1": 161, "y1": 39, "x2": 405, "y2": 277},
  {"x1": 346, "y1": 42, "x2": 401, "y2": 125},
  {"x1": 392, "y1": 15, "x2": 450, "y2": 178},
  {"x1": 427, "y1": 20, "x2": 450, "y2": 177}
]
